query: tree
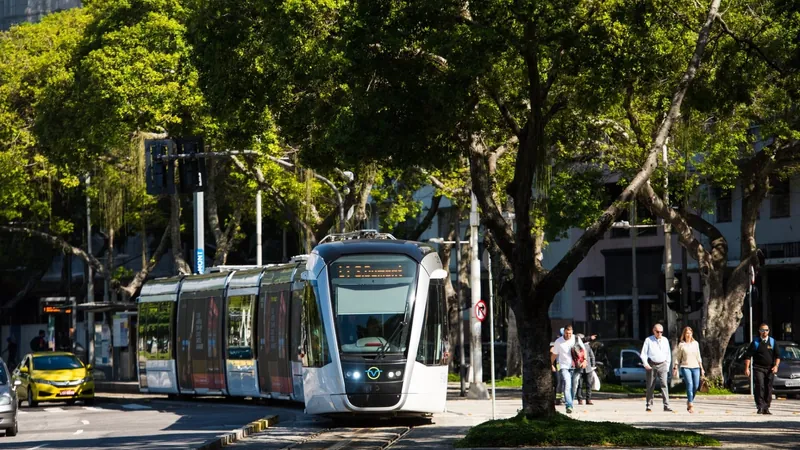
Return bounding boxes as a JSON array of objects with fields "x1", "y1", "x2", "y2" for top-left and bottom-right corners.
[
  {"x1": 636, "y1": 0, "x2": 800, "y2": 382},
  {"x1": 187, "y1": 0, "x2": 722, "y2": 416}
]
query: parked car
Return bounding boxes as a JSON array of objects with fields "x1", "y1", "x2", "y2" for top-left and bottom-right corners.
[
  {"x1": 591, "y1": 338, "x2": 642, "y2": 383},
  {"x1": 0, "y1": 359, "x2": 18, "y2": 436},
  {"x1": 12, "y1": 352, "x2": 95, "y2": 407},
  {"x1": 725, "y1": 340, "x2": 800, "y2": 398}
]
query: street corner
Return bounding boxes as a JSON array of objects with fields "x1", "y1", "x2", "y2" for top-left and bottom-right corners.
[{"x1": 195, "y1": 414, "x2": 280, "y2": 450}]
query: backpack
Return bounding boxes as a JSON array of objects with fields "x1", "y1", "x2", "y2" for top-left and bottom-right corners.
[
  {"x1": 753, "y1": 337, "x2": 774, "y2": 350},
  {"x1": 571, "y1": 337, "x2": 586, "y2": 368}
]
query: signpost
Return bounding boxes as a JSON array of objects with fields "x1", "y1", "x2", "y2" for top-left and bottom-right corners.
[{"x1": 475, "y1": 300, "x2": 487, "y2": 322}]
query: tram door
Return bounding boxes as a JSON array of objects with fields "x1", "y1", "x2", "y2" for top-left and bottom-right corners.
[
  {"x1": 257, "y1": 268, "x2": 294, "y2": 397},
  {"x1": 177, "y1": 292, "x2": 226, "y2": 393}
]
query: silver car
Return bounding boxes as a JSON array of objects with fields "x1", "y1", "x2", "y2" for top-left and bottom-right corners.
[{"x1": 0, "y1": 360, "x2": 18, "y2": 436}]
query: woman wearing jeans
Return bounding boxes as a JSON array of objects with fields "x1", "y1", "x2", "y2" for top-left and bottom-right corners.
[{"x1": 673, "y1": 326, "x2": 704, "y2": 413}]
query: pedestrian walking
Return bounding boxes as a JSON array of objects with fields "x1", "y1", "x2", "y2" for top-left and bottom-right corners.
[
  {"x1": 30, "y1": 330, "x2": 47, "y2": 352},
  {"x1": 550, "y1": 325, "x2": 586, "y2": 414},
  {"x1": 641, "y1": 323, "x2": 672, "y2": 412},
  {"x1": 575, "y1": 333, "x2": 596, "y2": 405},
  {"x1": 673, "y1": 326, "x2": 704, "y2": 413},
  {"x1": 550, "y1": 342, "x2": 564, "y2": 406},
  {"x1": 744, "y1": 323, "x2": 781, "y2": 415},
  {"x1": 3, "y1": 335, "x2": 18, "y2": 368}
]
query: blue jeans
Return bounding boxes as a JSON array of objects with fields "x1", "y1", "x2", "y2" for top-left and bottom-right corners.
[
  {"x1": 680, "y1": 367, "x2": 701, "y2": 403},
  {"x1": 559, "y1": 368, "x2": 579, "y2": 409}
]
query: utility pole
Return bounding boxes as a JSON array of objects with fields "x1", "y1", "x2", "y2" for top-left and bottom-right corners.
[
  {"x1": 256, "y1": 190, "x2": 262, "y2": 265},
  {"x1": 468, "y1": 193, "x2": 488, "y2": 399},
  {"x1": 631, "y1": 201, "x2": 639, "y2": 340},
  {"x1": 663, "y1": 144, "x2": 676, "y2": 342},
  {"x1": 86, "y1": 175, "x2": 95, "y2": 366},
  {"x1": 456, "y1": 215, "x2": 465, "y2": 397}
]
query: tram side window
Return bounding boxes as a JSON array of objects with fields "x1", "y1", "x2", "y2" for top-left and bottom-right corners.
[
  {"x1": 139, "y1": 302, "x2": 173, "y2": 360},
  {"x1": 417, "y1": 280, "x2": 448, "y2": 366},
  {"x1": 301, "y1": 283, "x2": 331, "y2": 368},
  {"x1": 227, "y1": 294, "x2": 255, "y2": 359}
]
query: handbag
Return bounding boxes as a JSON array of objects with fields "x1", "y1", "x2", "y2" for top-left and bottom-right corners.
[
  {"x1": 698, "y1": 377, "x2": 709, "y2": 393},
  {"x1": 591, "y1": 370, "x2": 601, "y2": 391}
]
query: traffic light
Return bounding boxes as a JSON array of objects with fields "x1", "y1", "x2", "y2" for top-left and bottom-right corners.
[
  {"x1": 145, "y1": 139, "x2": 175, "y2": 195},
  {"x1": 666, "y1": 273, "x2": 682, "y2": 311},
  {"x1": 175, "y1": 137, "x2": 206, "y2": 194}
]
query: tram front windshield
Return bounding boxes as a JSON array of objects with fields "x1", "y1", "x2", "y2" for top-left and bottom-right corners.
[{"x1": 330, "y1": 254, "x2": 417, "y2": 356}]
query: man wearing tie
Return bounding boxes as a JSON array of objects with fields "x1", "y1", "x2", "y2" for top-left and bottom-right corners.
[
  {"x1": 640, "y1": 323, "x2": 672, "y2": 412},
  {"x1": 744, "y1": 323, "x2": 781, "y2": 415}
]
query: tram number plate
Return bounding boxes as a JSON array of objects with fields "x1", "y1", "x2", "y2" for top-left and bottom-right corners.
[
  {"x1": 58, "y1": 390, "x2": 76, "y2": 396},
  {"x1": 785, "y1": 380, "x2": 800, "y2": 387}
]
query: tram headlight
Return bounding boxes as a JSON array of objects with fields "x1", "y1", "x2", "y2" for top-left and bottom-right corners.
[
  {"x1": 395, "y1": 371, "x2": 402, "y2": 377},
  {"x1": 346, "y1": 371, "x2": 352, "y2": 379},
  {"x1": 353, "y1": 372, "x2": 361, "y2": 380},
  {"x1": 388, "y1": 372, "x2": 394, "y2": 379}
]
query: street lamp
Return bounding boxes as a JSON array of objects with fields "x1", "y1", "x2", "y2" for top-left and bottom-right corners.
[{"x1": 612, "y1": 214, "x2": 659, "y2": 340}]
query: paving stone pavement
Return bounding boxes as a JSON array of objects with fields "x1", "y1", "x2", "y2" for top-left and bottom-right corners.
[{"x1": 222, "y1": 389, "x2": 800, "y2": 449}]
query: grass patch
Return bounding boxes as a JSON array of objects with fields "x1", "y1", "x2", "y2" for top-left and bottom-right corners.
[
  {"x1": 599, "y1": 383, "x2": 733, "y2": 396},
  {"x1": 448, "y1": 373, "x2": 461, "y2": 382},
  {"x1": 455, "y1": 412, "x2": 720, "y2": 448}
]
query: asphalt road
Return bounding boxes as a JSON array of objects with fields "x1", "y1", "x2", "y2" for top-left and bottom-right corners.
[{"x1": 0, "y1": 397, "x2": 275, "y2": 449}]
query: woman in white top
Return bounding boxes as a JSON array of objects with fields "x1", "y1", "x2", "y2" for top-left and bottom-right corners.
[{"x1": 673, "y1": 326, "x2": 705, "y2": 413}]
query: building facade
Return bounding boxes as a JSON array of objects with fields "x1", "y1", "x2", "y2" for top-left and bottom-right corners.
[{"x1": 0, "y1": 0, "x2": 80, "y2": 30}]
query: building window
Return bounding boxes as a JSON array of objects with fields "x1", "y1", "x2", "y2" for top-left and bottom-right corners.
[
  {"x1": 715, "y1": 189, "x2": 732, "y2": 223},
  {"x1": 770, "y1": 178, "x2": 790, "y2": 218}
]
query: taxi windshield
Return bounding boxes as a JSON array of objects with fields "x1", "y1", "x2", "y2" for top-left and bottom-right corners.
[{"x1": 33, "y1": 355, "x2": 82, "y2": 371}]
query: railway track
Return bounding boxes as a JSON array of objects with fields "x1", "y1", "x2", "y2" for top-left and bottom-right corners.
[{"x1": 283, "y1": 426, "x2": 412, "y2": 449}]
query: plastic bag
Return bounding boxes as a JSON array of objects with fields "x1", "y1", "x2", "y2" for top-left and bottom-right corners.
[{"x1": 591, "y1": 370, "x2": 601, "y2": 391}]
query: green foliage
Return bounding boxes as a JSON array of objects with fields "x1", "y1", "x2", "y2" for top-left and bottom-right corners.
[{"x1": 455, "y1": 412, "x2": 720, "y2": 448}]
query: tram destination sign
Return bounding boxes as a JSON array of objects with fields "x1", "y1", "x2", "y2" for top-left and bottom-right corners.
[{"x1": 335, "y1": 263, "x2": 411, "y2": 278}]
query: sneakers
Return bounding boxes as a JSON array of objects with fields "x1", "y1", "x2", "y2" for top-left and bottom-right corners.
[
  {"x1": 646, "y1": 406, "x2": 652, "y2": 412},
  {"x1": 566, "y1": 407, "x2": 573, "y2": 414},
  {"x1": 664, "y1": 406, "x2": 673, "y2": 412}
]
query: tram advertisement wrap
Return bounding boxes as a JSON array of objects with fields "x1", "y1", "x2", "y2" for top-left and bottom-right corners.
[{"x1": 178, "y1": 294, "x2": 225, "y2": 391}]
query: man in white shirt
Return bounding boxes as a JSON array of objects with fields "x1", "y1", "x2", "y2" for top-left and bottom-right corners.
[
  {"x1": 640, "y1": 323, "x2": 672, "y2": 412},
  {"x1": 550, "y1": 325, "x2": 586, "y2": 414}
]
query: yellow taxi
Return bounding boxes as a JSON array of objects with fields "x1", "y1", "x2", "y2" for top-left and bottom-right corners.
[{"x1": 12, "y1": 352, "x2": 95, "y2": 407}]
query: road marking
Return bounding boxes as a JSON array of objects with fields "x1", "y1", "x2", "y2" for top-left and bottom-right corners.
[
  {"x1": 82, "y1": 419, "x2": 90, "y2": 425},
  {"x1": 82, "y1": 406, "x2": 103, "y2": 412},
  {"x1": 44, "y1": 407, "x2": 65, "y2": 413},
  {"x1": 74, "y1": 430, "x2": 84, "y2": 435},
  {"x1": 122, "y1": 404, "x2": 152, "y2": 410},
  {"x1": 27, "y1": 445, "x2": 47, "y2": 450}
]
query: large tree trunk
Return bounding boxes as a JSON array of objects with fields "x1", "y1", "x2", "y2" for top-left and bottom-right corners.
[
  {"x1": 170, "y1": 193, "x2": 191, "y2": 275},
  {"x1": 516, "y1": 295, "x2": 553, "y2": 416}
]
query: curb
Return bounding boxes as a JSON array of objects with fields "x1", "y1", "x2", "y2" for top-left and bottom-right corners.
[{"x1": 195, "y1": 415, "x2": 279, "y2": 450}]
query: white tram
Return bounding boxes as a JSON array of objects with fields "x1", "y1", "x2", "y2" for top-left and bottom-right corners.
[{"x1": 136, "y1": 232, "x2": 451, "y2": 417}]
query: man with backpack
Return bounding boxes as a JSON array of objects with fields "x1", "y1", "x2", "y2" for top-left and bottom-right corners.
[
  {"x1": 550, "y1": 325, "x2": 586, "y2": 414},
  {"x1": 744, "y1": 323, "x2": 781, "y2": 415}
]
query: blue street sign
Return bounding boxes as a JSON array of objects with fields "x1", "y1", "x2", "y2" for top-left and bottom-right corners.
[{"x1": 196, "y1": 248, "x2": 205, "y2": 274}]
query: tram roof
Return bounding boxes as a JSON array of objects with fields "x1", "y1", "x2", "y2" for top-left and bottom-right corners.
[{"x1": 313, "y1": 239, "x2": 435, "y2": 263}]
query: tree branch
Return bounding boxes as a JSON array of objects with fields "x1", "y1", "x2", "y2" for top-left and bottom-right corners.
[
  {"x1": 716, "y1": 16, "x2": 784, "y2": 75},
  {"x1": 484, "y1": 84, "x2": 522, "y2": 136},
  {"x1": 624, "y1": 84, "x2": 648, "y2": 150},
  {"x1": 0, "y1": 226, "x2": 109, "y2": 278},
  {"x1": 408, "y1": 195, "x2": 443, "y2": 241},
  {"x1": 119, "y1": 224, "x2": 171, "y2": 299},
  {"x1": 538, "y1": 0, "x2": 723, "y2": 299}
]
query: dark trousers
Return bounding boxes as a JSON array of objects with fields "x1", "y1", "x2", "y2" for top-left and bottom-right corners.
[
  {"x1": 753, "y1": 366, "x2": 774, "y2": 410},
  {"x1": 576, "y1": 371, "x2": 592, "y2": 401}
]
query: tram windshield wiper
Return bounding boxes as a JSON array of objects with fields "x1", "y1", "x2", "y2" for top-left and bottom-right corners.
[{"x1": 376, "y1": 301, "x2": 410, "y2": 359}]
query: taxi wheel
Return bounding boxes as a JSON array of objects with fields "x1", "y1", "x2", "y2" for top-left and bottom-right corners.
[
  {"x1": 6, "y1": 420, "x2": 18, "y2": 437},
  {"x1": 84, "y1": 398, "x2": 95, "y2": 406},
  {"x1": 66, "y1": 400, "x2": 76, "y2": 406},
  {"x1": 26, "y1": 389, "x2": 37, "y2": 408}
]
